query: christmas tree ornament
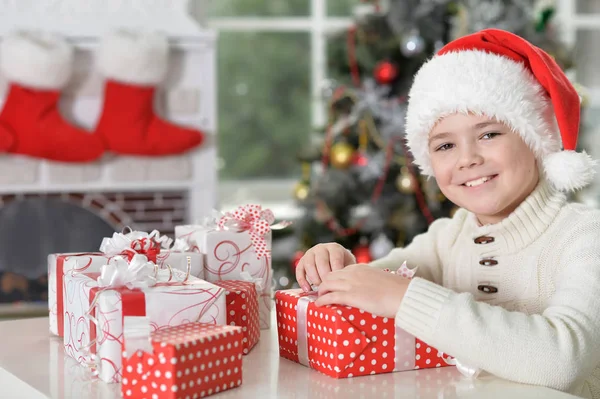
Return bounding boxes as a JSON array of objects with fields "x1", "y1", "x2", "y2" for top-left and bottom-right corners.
[
  {"x1": 321, "y1": 79, "x2": 338, "y2": 99},
  {"x1": 294, "y1": 161, "x2": 312, "y2": 202},
  {"x1": 400, "y1": 29, "x2": 425, "y2": 57},
  {"x1": 396, "y1": 167, "x2": 415, "y2": 194},
  {"x1": 0, "y1": 31, "x2": 105, "y2": 162},
  {"x1": 293, "y1": 181, "x2": 311, "y2": 201},
  {"x1": 330, "y1": 142, "x2": 356, "y2": 169},
  {"x1": 95, "y1": 29, "x2": 204, "y2": 156},
  {"x1": 373, "y1": 60, "x2": 398, "y2": 84},
  {"x1": 369, "y1": 233, "x2": 395, "y2": 259},
  {"x1": 353, "y1": 241, "x2": 372, "y2": 264},
  {"x1": 574, "y1": 83, "x2": 590, "y2": 108}
]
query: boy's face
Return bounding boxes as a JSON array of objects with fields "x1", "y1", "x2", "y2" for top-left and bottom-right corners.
[{"x1": 428, "y1": 113, "x2": 539, "y2": 225}]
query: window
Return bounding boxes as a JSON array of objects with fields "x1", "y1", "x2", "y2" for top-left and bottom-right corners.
[{"x1": 199, "y1": 0, "x2": 355, "y2": 215}]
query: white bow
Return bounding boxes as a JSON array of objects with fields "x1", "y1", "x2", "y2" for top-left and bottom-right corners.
[
  {"x1": 170, "y1": 238, "x2": 191, "y2": 252},
  {"x1": 97, "y1": 255, "x2": 157, "y2": 289},
  {"x1": 99, "y1": 229, "x2": 172, "y2": 257}
]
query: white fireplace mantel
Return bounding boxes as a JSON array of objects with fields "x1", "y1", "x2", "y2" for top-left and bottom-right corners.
[
  {"x1": 0, "y1": 0, "x2": 218, "y2": 225},
  {"x1": 0, "y1": 0, "x2": 207, "y2": 38}
]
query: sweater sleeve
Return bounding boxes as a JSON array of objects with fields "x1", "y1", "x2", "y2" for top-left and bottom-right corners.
[
  {"x1": 368, "y1": 212, "x2": 464, "y2": 285},
  {"x1": 395, "y1": 221, "x2": 600, "y2": 393}
]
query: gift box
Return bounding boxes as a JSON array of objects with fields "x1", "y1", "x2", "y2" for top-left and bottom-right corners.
[
  {"x1": 275, "y1": 289, "x2": 455, "y2": 379},
  {"x1": 48, "y1": 230, "x2": 203, "y2": 337},
  {"x1": 175, "y1": 205, "x2": 290, "y2": 330},
  {"x1": 213, "y1": 280, "x2": 260, "y2": 354},
  {"x1": 121, "y1": 319, "x2": 244, "y2": 399},
  {"x1": 48, "y1": 252, "x2": 110, "y2": 337},
  {"x1": 63, "y1": 255, "x2": 225, "y2": 383}
]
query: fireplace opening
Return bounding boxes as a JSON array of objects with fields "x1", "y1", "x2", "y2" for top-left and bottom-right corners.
[{"x1": 0, "y1": 197, "x2": 117, "y2": 303}]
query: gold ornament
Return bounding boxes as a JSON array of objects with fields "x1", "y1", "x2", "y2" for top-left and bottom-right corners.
[
  {"x1": 293, "y1": 181, "x2": 310, "y2": 201},
  {"x1": 330, "y1": 142, "x2": 355, "y2": 169},
  {"x1": 573, "y1": 83, "x2": 590, "y2": 108},
  {"x1": 396, "y1": 167, "x2": 415, "y2": 194}
]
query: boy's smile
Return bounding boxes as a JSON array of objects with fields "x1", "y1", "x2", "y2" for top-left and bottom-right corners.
[{"x1": 428, "y1": 113, "x2": 539, "y2": 225}]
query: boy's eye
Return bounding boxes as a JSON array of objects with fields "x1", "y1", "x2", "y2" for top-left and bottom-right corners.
[
  {"x1": 481, "y1": 132, "x2": 501, "y2": 140},
  {"x1": 435, "y1": 143, "x2": 454, "y2": 152}
]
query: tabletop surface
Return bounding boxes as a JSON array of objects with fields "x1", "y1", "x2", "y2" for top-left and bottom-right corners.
[{"x1": 0, "y1": 314, "x2": 580, "y2": 399}]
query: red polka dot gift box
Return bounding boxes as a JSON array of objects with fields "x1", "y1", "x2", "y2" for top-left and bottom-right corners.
[
  {"x1": 275, "y1": 289, "x2": 455, "y2": 379},
  {"x1": 213, "y1": 280, "x2": 260, "y2": 354},
  {"x1": 121, "y1": 322, "x2": 244, "y2": 399}
]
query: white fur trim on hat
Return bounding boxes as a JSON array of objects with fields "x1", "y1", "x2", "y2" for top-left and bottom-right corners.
[
  {"x1": 97, "y1": 29, "x2": 169, "y2": 85},
  {"x1": 0, "y1": 30, "x2": 73, "y2": 90},
  {"x1": 406, "y1": 50, "x2": 562, "y2": 176}
]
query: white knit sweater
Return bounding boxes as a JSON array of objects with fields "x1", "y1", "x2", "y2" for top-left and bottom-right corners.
[{"x1": 369, "y1": 179, "x2": 600, "y2": 398}]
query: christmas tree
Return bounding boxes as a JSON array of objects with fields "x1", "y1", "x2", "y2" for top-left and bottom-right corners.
[{"x1": 288, "y1": 0, "x2": 582, "y2": 272}]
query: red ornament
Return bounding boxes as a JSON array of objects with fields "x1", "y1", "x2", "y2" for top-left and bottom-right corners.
[
  {"x1": 353, "y1": 244, "x2": 372, "y2": 264},
  {"x1": 374, "y1": 61, "x2": 398, "y2": 84},
  {"x1": 352, "y1": 152, "x2": 369, "y2": 166},
  {"x1": 291, "y1": 250, "x2": 305, "y2": 272}
]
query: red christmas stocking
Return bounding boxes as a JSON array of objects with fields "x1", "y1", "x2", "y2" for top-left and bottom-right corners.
[
  {"x1": 0, "y1": 31, "x2": 105, "y2": 162},
  {"x1": 94, "y1": 30, "x2": 204, "y2": 156}
]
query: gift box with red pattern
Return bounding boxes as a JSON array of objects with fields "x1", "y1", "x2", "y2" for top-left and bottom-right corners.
[
  {"x1": 48, "y1": 229, "x2": 203, "y2": 337},
  {"x1": 275, "y1": 289, "x2": 455, "y2": 379},
  {"x1": 213, "y1": 280, "x2": 260, "y2": 354},
  {"x1": 175, "y1": 205, "x2": 291, "y2": 330},
  {"x1": 63, "y1": 255, "x2": 225, "y2": 383},
  {"x1": 121, "y1": 320, "x2": 244, "y2": 399}
]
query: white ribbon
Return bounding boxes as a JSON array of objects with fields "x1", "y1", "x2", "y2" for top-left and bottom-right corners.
[
  {"x1": 99, "y1": 228, "x2": 172, "y2": 257},
  {"x1": 123, "y1": 316, "x2": 153, "y2": 355},
  {"x1": 296, "y1": 294, "x2": 316, "y2": 368},
  {"x1": 442, "y1": 357, "x2": 482, "y2": 378},
  {"x1": 97, "y1": 254, "x2": 157, "y2": 289},
  {"x1": 240, "y1": 271, "x2": 266, "y2": 292}
]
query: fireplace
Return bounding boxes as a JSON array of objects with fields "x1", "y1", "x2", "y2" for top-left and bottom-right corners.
[{"x1": 0, "y1": 2, "x2": 217, "y2": 312}]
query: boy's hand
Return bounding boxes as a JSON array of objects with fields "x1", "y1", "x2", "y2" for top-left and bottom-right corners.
[
  {"x1": 295, "y1": 243, "x2": 356, "y2": 292},
  {"x1": 315, "y1": 264, "x2": 411, "y2": 319}
]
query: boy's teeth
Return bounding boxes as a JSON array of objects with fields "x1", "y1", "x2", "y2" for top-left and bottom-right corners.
[{"x1": 465, "y1": 176, "x2": 490, "y2": 187}]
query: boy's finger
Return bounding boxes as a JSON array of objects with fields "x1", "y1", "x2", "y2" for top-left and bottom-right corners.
[
  {"x1": 314, "y1": 250, "x2": 332, "y2": 280},
  {"x1": 304, "y1": 261, "x2": 322, "y2": 288},
  {"x1": 295, "y1": 259, "x2": 312, "y2": 292},
  {"x1": 315, "y1": 291, "x2": 345, "y2": 307},
  {"x1": 329, "y1": 249, "x2": 345, "y2": 271},
  {"x1": 317, "y1": 279, "x2": 350, "y2": 297}
]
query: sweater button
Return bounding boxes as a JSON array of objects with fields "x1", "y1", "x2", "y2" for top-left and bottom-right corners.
[
  {"x1": 477, "y1": 285, "x2": 498, "y2": 294},
  {"x1": 479, "y1": 258, "x2": 498, "y2": 266},
  {"x1": 474, "y1": 236, "x2": 495, "y2": 244}
]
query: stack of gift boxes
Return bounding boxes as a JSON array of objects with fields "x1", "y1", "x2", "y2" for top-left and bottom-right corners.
[
  {"x1": 49, "y1": 205, "x2": 275, "y2": 398},
  {"x1": 50, "y1": 205, "x2": 455, "y2": 398}
]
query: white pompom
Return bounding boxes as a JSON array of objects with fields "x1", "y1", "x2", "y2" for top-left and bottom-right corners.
[{"x1": 543, "y1": 150, "x2": 598, "y2": 192}]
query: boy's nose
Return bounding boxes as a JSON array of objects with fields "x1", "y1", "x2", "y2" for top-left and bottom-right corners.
[{"x1": 457, "y1": 148, "x2": 484, "y2": 169}]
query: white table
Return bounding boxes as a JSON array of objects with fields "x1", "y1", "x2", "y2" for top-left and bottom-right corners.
[{"x1": 0, "y1": 315, "x2": 579, "y2": 399}]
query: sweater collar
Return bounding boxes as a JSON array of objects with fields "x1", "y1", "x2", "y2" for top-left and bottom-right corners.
[{"x1": 465, "y1": 179, "x2": 566, "y2": 253}]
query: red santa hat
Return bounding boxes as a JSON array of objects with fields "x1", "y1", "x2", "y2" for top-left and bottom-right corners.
[{"x1": 405, "y1": 28, "x2": 596, "y2": 192}]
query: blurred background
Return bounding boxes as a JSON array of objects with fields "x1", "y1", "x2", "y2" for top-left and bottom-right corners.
[{"x1": 0, "y1": 0, "x2": 599, "y2": 319}]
